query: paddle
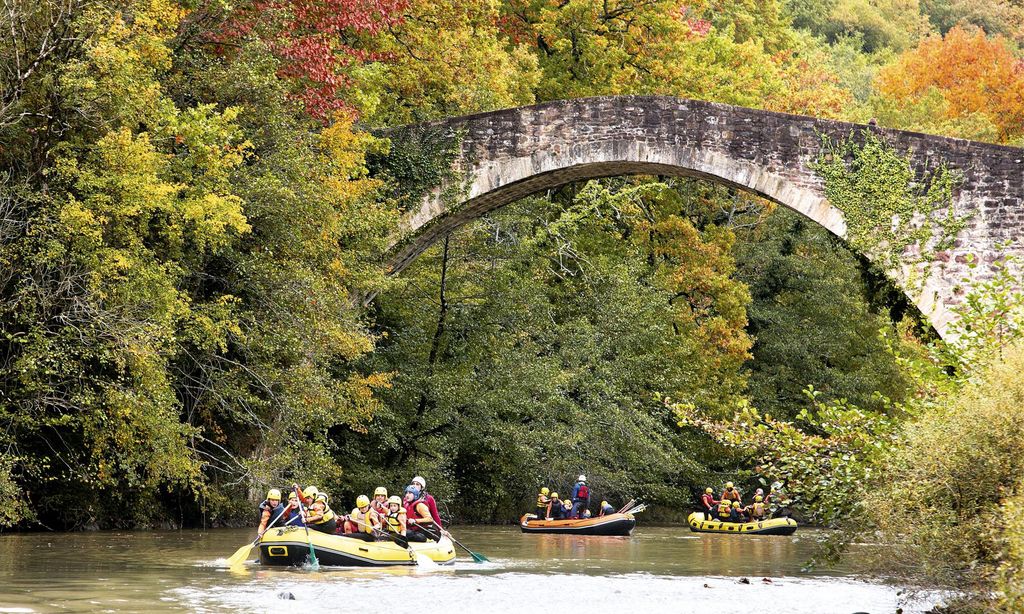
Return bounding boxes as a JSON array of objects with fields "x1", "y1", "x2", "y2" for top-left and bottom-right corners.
[
  {"x1": 346, "y1": 514, "x2": 411, "y2": 550},
  {"x1": 226, "y1": 502, "x2": 293, "y2": 569},
  {"x1": 292, "y1": 485, "x2": 320, "y2": 571},
  {"x1": 418, "y1": 523, "x2": 489, "y2": 563}
]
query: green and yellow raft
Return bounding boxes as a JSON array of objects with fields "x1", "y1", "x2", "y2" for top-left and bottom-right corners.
[
  {"x1": 687, "y1": 511, "x2": 798, "y2": 535},
  {"x1": 258, "y1": 526, "x2": 457, "y2": 567}
]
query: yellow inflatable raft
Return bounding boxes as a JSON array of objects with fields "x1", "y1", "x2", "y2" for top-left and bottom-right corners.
[
  {"x1": 687, "y1": 511, "x2": 797, "y2": 535},
  {"x1": 257, "y1": 526, "x2": 457, "y2": 567}
]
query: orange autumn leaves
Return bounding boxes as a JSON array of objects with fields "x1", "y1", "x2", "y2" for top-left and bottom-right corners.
[{"x1": 876, "y1": 26, "x2": 1024, "y2": 144}]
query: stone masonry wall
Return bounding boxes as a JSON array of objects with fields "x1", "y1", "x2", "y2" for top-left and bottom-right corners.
[{"x1": 386, "y1": 96, "x2": 1024, "y2": 338}]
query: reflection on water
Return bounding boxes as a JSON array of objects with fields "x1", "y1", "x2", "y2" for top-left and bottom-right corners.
[{"x1": 0, "y1": 525, "x2": 942, "y2": 613}]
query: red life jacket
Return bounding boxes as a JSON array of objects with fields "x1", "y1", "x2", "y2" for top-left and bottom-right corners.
[
  {"x1": 576, "y1": 484, "x2": 589, "y2": 501},
  {"x1": 701, "y1": 493, "x2": 716, "y2": 509},
  {"x1": 405, "y1": 499, "x2": 432, "y2": 529}
]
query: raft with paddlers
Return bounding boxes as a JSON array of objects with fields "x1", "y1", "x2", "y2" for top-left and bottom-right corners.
[
  {"x1": 519, "y1": 505, "x2": 643, "y2": 536},
  {"x1": 686, "y1": 511, "x2": 798, "y2": 536},
  {"x1": 258, "y1": 525, "x2": 457, "y2": 567}
]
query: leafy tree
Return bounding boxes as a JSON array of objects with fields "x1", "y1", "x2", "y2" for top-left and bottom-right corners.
[
  {"x1": 734, "y1": 209, "x2": 912, "y2": 418},
  {"x1": 873, "y1": 26, "x2": 1024, "y2": 143}
]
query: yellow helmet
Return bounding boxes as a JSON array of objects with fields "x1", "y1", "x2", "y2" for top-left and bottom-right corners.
[
  {"x1": 288, "y1": 492, "x2": 297, "y2": 501},
  {"x1": 550, "y1": 492, "x2": 559, "y2": 499},
  {"x1": 705, "y1": 487, "x2": 713, "y2": 494},
  {"x1": 732, "y1": 501, "x2": 741, "y2": 508},
  {"x1": 725, "y1": 482, "x2": 734, "y2": 489},
  {"x1": 316, "y1": 492, "x2": 329, "y2": 504},
  {"x1": 541, "y1": 487, "x2": 550, "y2": 495},
  {"x1": 387, "y1": 495, "x2": 402, "y2": 506},
  {"x1": 267, "y1": 488, "x2": 281, "y2": 501},
  {"x1": 600, "y1": 500, "x2": 608, "y2": 506},
  {"x1": 356, "y1": 495, "x2": 370, "y2": 508},
  {"x1": 374, "y1": 487, "x2": 388, "y2": 497},
  {"x1": 303, "y1": 486, "x2": 319, "y2": 500},
  {"x1": 563, "y1": 499, "x2": 572, "y2": 506},
  {"x1": 755, "y1": 495, "x2": 763, "y2": 502}
]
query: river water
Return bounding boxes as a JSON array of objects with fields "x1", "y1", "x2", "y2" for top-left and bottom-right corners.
[{"x1": 0, "y1": 525, "x2": 943, "y2": 613}]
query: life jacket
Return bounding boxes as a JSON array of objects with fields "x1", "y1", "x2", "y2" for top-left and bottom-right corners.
[
  {"x1": 308, "y1": 500, "x2": 335, "y2": 527},
  {"x1": 722, "y1": 489, "x2": 741, "y2": 502},
  {"x1": 701, "y1": 493, "x2": 716, "y2": 510},
  {"x1": 385, "y1": 509, "x2": 406, "y2": 534},
  {"x1": 258, "y1": 500, "x2": 285, "y2": 529},
  {"x1": 405, "y1": 500, "x2": 432, "y2": 527},
  {"x1": 537, "y1": 494, "x2": 550, "y2": 509},
  {"x1": 547, "y1": 501, "x2": 563, "y2": 519},
  {"x1": 718, "y1": 501, "x2": 732, "y2": 517},
  {"x1": 574, "y1": 483, "x2": 589, "y2": 502},
  {"x1": 350, "y1": 507, "x2": 376, "y2": 534},
  {"x1": 751, "y1": 502, "x2": 766, "y2": 518}
]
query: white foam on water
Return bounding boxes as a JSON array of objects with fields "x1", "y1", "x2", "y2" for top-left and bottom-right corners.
[{"x1": 171, "y1": 572, "x2": 947, "y2": 614}]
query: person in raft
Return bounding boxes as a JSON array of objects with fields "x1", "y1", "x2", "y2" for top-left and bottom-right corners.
[
  {"x1": 717, "y1": 498, "x2": 733, "y2": 520},
  {"x1": 537, "y1": 487, "x2": 551, "y2": 511},
  {"x1": 404, "y1": 485, "x2": 437, "y2": 542},
  {"x1": 343, "y1": 495, "x2": 381, "y2": 541},
  {"x1": 546, "y1": 492, "x2": 563, "y2": 520},
  {"x1": 256, "y1": 489, "x2": 285, "y2": 537},
  {"x1": 570, "y1": 475, "x2": 591, "y2": 519},
  {"x1": 411, "y1": 475, "x2": 444, "y2": 529},
  {"x1": 383, "y1": 495, "x2": 407, "y2": 537},
  {"x1": 729, "y1": 501, "x2": 745, "y2": 523},
  {"x1": 745, "y1": 495, "x2": 767, "y2": 521},
  {"x1": 599, "y1": 500, "x2": 616, "y2": 516},
  {"x1": 297, "y1": 486, "x2": 338, "y2": 534},
  {"x1": 720, "y1": 481, "x2": 742, "y2": 505},
  {"x1": 700, "y1": 487, "x2": 719, "y2": 518},
  {"x1": 284, "y1": 491, "x2": 305, "y2": 526},
  {"x1": 371, "y1": 486, "x2": 389, "y2": 517}
]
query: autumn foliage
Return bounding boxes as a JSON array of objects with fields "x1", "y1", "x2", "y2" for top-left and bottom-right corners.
[
  {"x1": 221, "y1": 0, "x2": 408, "y2": 119},
  {"x1": 876, "y1": 26, "x2": 1024, "y2": 143}
]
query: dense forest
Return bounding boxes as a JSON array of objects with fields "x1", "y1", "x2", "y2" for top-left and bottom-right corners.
[{"x1": 2, "y1": 0, "x2": 1024, "y2": 608}]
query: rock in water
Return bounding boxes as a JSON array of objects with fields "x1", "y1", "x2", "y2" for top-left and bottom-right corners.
[{"x1": 278, "y1": 591, "x2": 296, "y2": 600}]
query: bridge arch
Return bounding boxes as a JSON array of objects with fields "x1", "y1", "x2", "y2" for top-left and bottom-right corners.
[{"x1": 383, "y1": 96, "x2": 1024, "y2": 339}]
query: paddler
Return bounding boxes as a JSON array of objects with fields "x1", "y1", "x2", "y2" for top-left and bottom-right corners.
[
  {"x1": 599, "y1": 500, "x2": 616, "y2": 516},
  {"x1": 537, "y1": 487, "x2": 551, "y2": 511},
  {"x1": 371, "y1": 487, "x2": 389, "y2": 517},
  {"x1": 284, "y1": 491, "x2": 305, "y2": 526},
  {"x1": 384, "y1": 495, "x2": 407, "y2": 537},
  {"x1": 302, "y1": 487, "x2": 338, "y2": 534},
  {"x1": 546, "y1": 492, "x2": 564, "y2": 520},
  {"x1": 256, "y1": 488, "x2": 284, "y2": 537},
  {"x1": 570, "y1": 475, "x2": 590, "y2": 519},
  {"x1": 729, "y1": 500, "x2": 745, "y2": 522},
  {"x1": 721, "y1": 481, "x2": 742, "y2": 505},
  {"x1": 404, "y1": 485, "x2": 436, "y2": 542},
  {"x1": 700, "y1": 487, "x2": 719, "y2": 518},
  {"x1": 747, "y1": 495, "x2": 767, "y2": 520},
  {"x1": 411, "y1": 475, "x2": 444, "y2": 529},
  {"x1": 343, "y1": 495, "x2": 380, "y2": 541},
  {"x1": 717, "y1": 498, "x2": 733, "y2": 520}
]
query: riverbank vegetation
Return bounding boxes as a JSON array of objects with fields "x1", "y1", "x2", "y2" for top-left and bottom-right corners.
[{"x1": 2, "y1": 0, "x2": 1023, "y2": 609}]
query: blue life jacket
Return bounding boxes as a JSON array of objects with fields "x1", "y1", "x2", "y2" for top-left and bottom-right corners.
[{"x1": 258, "y1": 500, "x2": 286, "y2": 528}]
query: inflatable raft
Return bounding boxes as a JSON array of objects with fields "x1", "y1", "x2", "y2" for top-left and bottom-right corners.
[
  {"x1": 519, "y1": 512, "x2": 636, "y2": 536},
  {"x1": 686, "y1": 511, "x2": 797, "y2": 535},
  {"x1": 257, "y1": 526, "x2": 457, "y2": 566}
]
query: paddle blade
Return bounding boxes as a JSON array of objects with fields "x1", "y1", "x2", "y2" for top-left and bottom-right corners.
[
  {"x1": 470, "y1": 551, "x2": 489, "y2": 563},
  {"x1": 226, "y1": 543, "x2": 254, "y2": 568}
]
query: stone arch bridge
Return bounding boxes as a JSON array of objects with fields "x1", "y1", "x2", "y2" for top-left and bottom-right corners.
[{"x1": 381, "y1": 96, "x2": 1024, "y2": 338}]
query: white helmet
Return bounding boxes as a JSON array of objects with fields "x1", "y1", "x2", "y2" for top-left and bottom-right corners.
[
  {"x1": 412, "y1": 475, "x2": 426, "y2": 489},
  {"x1": 578, "y1": 475, "x2": 586, "y2": 482}
]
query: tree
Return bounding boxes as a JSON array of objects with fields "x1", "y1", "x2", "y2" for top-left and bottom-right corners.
[{"x1": 873, "y1": 26, "x2": 1024, "y2": 143}]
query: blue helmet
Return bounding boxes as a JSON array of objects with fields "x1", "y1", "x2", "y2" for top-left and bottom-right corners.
[{"x1": 404, "y1": 485, "x2": 421, "y2": 499}]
